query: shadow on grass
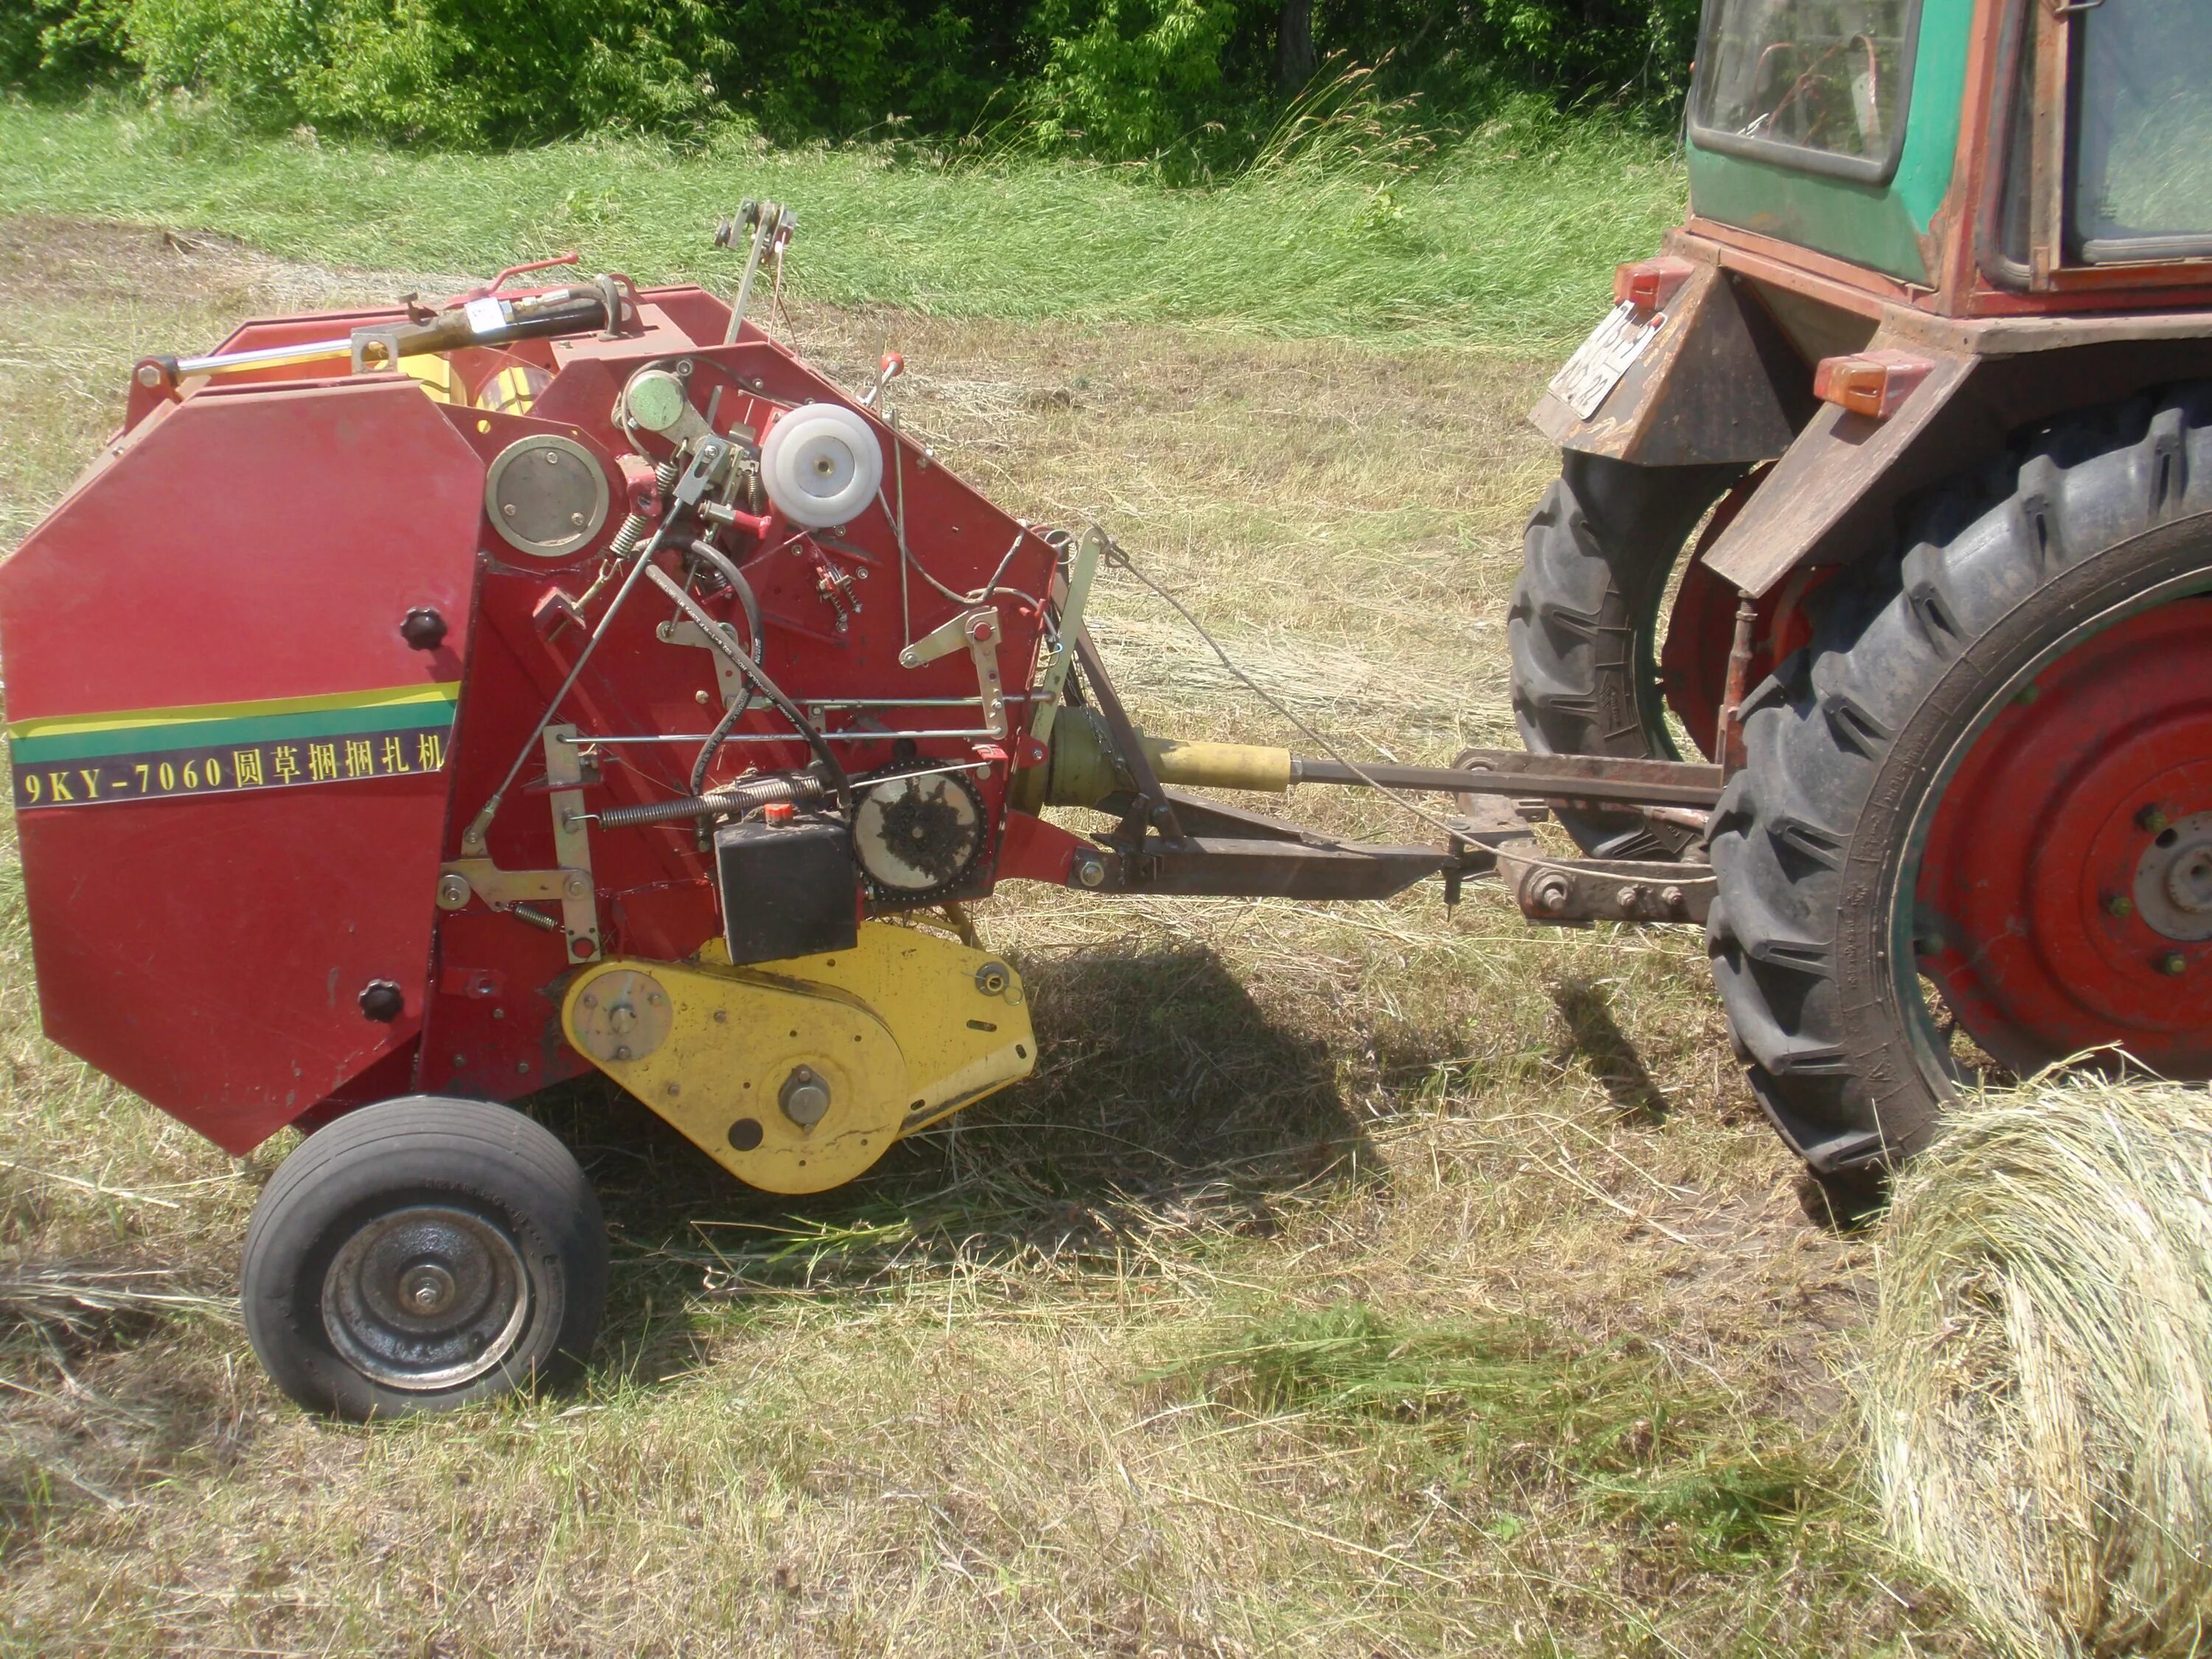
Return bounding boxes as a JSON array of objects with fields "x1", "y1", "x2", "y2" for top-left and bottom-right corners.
[
  {"x1": 1551, "y1": 978, "x2": 1670, "y2": 1121},
  {"x1": 529, "y1": 945, "x2": 1384, "y2": 1382}
]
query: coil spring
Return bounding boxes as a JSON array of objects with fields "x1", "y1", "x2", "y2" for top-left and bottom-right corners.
[{"x1": 606, "y1": 457, "x2": 682, "y2": 560}]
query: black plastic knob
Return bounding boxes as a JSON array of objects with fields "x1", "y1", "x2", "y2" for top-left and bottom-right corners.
[
  {"x1": 400, "y1": 608, "x2": 448, "y2": 651},
  {"x1": 359, "y1": 980, "x2": 405, "y2": 1023}
]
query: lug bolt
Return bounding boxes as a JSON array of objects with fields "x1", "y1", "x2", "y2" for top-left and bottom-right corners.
[
  {"x1": 2140, "y1": 806, "x2": 2172, "y2": 835},
  {"x1": 2107, "y1": 894, "x2": 2135, "y2": 919},
  {"x1": 2159, "y1": 952, "x2": 2188, "y2": 976}
]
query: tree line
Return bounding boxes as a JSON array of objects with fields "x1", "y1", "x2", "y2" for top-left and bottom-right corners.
[{"x1": 4, "y1": 0, "x2": 1700, "y2": 156}]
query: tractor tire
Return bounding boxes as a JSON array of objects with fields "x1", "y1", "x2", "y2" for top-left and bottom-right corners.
[
  {"x1": 1708, "y1": 384, "x2": 2212, "y2": 1186},
  {"x1": 242, "y1": 1096, "x2": 607, "y2": 1420},
  {"x1": 1509, "y1": 451, "x2": 1743, "y2": 857}
]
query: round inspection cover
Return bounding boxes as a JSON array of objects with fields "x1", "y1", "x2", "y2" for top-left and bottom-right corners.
[
  {"x1": 484, "y1": 433, "x2": 610, "y2": 558},
  {"x1": 760, "y1": 402, "x2": 884, "y2": 529},
  {"x1": 852, "y1": 765, "x2": 986, "y2": 899}
]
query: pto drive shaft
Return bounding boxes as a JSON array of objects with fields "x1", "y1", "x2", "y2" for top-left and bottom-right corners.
[{"x1": 1009, "y1": 706, "x2": 1722, "y2": 815}]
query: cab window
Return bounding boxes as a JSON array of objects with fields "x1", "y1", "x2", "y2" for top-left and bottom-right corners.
[
  {"x1": 2072, "y1": 0, "x2": 2212, "y2": 261},
  {"x1": 1691, "y1": 0, "x2": 1921, "y2": 181}
]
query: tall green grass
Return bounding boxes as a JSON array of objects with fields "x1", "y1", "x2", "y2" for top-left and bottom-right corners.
[{"x1": 0, "y1": 100, "x2": 1683, "y2": 352}]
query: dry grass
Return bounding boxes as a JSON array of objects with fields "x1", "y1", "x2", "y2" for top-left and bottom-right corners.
[
  {"x1": 1868, "y1": 1078, "x2": 2212, "y2": 1659},
  {"x1": 0, "y1": 217, "x2": 1973, "y2": 1655}
]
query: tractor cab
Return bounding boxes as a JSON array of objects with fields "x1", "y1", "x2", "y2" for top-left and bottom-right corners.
[{"x1": 1685, "y1": 0, "x2": 2212, "y2": 304}]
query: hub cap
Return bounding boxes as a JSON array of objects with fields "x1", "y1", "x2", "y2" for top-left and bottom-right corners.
[
  {"x1": 321, "y1": 1205, "x2": 531, "y2": 1391},
  {"x1": 1913, "y1": 599, "x2": 2212, "y2": 1079}
]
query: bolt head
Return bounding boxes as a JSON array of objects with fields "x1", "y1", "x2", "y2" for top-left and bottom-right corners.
[
  {"x1": 1076, "y1": 855, "x2": 1106, "y2": 888},
  {"x1": 1615, "y1": 885, "x2": 1641, "y2": 914},
  {"x1": 2141, "y1": 806, "x2": 2173, "y2": 835},
  {"x1": 136, "y1": 364, "x2": 162, "y2": 388},
  {"x1": 2160, "y1": 952, "x2": 2189, "y2": 976},
  {"x1": 2107, "y1": 894, "x2": 2135, "y2": 919}
]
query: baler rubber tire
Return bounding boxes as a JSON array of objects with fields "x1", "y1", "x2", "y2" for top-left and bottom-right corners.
[
  {"x1": 1708, "y1": 384, "x2": 2212, "y2": 1184},
  {"x1": 241, "y1": 1096, "x2": 607, "y2": 1420},
  {"x1": 1507, "y1": 451, "x2": 1742, "y2": 858}
]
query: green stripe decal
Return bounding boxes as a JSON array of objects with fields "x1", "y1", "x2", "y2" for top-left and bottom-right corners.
[{"x1": 7, "y1": 683, "x2": 459, "y2": 764}]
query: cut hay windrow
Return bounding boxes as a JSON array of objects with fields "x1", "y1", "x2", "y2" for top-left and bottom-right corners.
[{"x1": 1867, "y1": 1077, "x2": 2212, "y2": 1658}]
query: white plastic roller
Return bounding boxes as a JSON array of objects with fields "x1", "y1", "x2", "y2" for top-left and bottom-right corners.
[{"x1": 759, "y1": 401, "x2": 884, "y2": 529}]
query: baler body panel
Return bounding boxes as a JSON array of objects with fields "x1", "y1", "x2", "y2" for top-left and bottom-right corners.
[
  {"x1": 2, "y1": 282, "x2": 1057, "y2": 1150},
  {"x1": 0, "y1": 378, "x2": 484, "y2": 1152}
]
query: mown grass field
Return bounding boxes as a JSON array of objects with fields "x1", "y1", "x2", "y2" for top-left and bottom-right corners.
[{"x1": 0, "y1": 116, "x2": 1978, "y2": 1656}]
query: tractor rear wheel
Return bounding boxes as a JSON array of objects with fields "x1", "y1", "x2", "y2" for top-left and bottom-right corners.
[
  {"x1": 1509, "y1": 452, "x2": 1742, "y2": 857},
  {"x1": 242, "y1": 1096, "x2": 607, "y2": 1419},
  {"x1": 1708, "y1": 386, "x2": 2212, "y2": 1187}
]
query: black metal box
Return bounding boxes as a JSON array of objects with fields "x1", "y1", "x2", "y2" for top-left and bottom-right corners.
[{"x1": 713, "y1": 815, "x2": 860, "y2": 965}]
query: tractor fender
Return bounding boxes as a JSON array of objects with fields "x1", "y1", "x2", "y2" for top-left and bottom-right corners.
[
  {"x1": 1703, "y1": 316, "x2": 2212, "y2": 598},
  {"x1": 1530, "y1": 237, "x2": 1815, "y2": 470}
]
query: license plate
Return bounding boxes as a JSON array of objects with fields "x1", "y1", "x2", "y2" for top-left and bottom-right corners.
[{"x1": 1547, "y1": 302, "x2": 1666, "y2": 420}]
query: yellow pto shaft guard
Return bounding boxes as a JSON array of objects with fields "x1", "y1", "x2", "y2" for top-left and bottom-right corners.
[{"x1": 560, "y1": 922, "x2": 1035, "y2": 1194}]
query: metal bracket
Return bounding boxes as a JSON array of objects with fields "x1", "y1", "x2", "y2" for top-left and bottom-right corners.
[
  {"x1": 656, "y1": 616, "x2": 749, "y2": 706},
  {"x1": 437, "y1": 725, "x2": 602, "y2": 960},
  {"x1": 1494, "y1": 847, "x2": 1713, "y2": 927},
  {"x1": 1029, "y1": 526, "x2": 1102, "y2": 749},
  {"x1": 348, "y1": 324, "x2": 408, "y2": 374},
  {"x1": 899, "y1": 607, "x2": 1006, "y2": 737}
]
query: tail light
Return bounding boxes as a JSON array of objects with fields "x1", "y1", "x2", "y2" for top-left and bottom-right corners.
[
  {"x1": 1813, "y1": 350, "x2": 1934, "y2": 419},
  {"x1": 1612, "y1": 257, "x2": 1695, "y2": 313}
]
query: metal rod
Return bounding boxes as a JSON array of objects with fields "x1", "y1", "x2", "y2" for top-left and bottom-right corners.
[
  {"x1": 175, "y1": 337, "x2": 352, "y2": 376},
  {"x1": 1290, "y1": 752, "x2": 1722, "y2": 809},
  {"x1": 462, "y1": 533, "x2": 664, "y2": 852},
  {"x1": 570, "y1": 728, "x2": 1010, "y2": 745}
]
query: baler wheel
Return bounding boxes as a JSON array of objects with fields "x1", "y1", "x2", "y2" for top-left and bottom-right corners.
[
  {"x1": 242, "y1": 1096, "x2": 607, "y2": 1419},
  {"x1": 1708, "y1": 385, "x2": 2212, "y2": 1194},
  {"x1": 1508, "y1": 452, "x2": 1742, "y2": 858}
]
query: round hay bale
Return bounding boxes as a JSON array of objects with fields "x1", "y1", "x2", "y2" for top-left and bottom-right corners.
[{"x1": 1867, "y1": 1078, "x2": 2212, "y2": 1658}]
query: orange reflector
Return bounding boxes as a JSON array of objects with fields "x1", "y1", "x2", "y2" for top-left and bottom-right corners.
[
  {"x1": 1812, "y1": 349, "x2": 1934, "y2": 419},
  {"x1": 1611, "y1": 256, "x2": 1695, "y2": 313}
]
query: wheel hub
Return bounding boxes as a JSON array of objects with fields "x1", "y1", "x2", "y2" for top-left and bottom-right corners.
[
  {"x1": 321, "y1": 1204, "x2": 530, "y2": 1391},
  {"x1": 2137, "y1": 810, "x2": 2212, "y2": 938},
  {"x1": 1915, "y1": 599, "x2": 2212, "y2": 1076}
]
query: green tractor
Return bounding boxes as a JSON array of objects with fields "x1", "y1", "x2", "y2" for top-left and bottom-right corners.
[{"x1": 1512, "y1": 0, "x2": 2212, "y2": 1200}]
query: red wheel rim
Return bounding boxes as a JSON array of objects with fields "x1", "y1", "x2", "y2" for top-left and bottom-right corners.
[{"x1": 1916, "y1": 597, "x2": 2212, "y2": 1077}]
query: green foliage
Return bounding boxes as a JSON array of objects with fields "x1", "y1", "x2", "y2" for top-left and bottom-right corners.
[
  {"x1": 1027, "y1": 0, "x2": 1254, "y2": 157},
  {"x1": 118, "y1": 0, "x2": 736, "y2": 142},
  {"x1": 1, "y1": 0, "x2": 132, "y2": 95},
  {"x1": 6, "y1": 0, "x2": 1705, "y2": 152}
]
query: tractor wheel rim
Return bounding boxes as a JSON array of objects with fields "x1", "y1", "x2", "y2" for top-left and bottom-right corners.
[
  {"x1": 1910, "y1": 596, "x2": 2212, "y2": 1082},
  {"x1": 321, "y1": 1204, "x2": 531, "y2": 1391}
]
